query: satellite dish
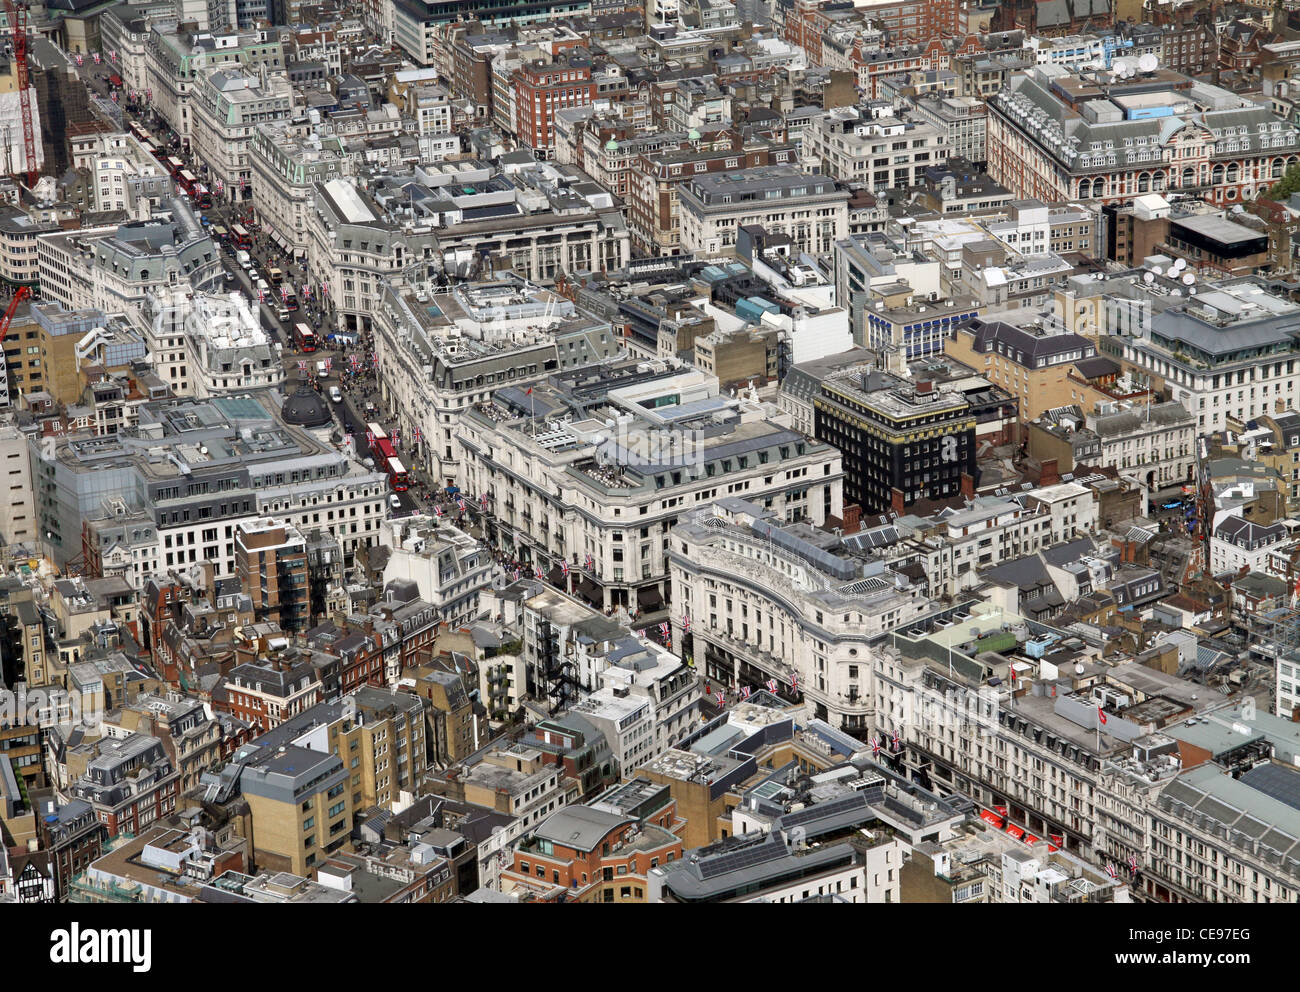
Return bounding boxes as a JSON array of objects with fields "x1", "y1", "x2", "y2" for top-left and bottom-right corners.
[
  {"x1": 1172, "y1": 258, "x2": 1186, "y2": 272},
  {"x1": 1143, "y1": 272, "x2": 1155, "y2": 284},
  {"x1": 1152, "y1": 266, "x2": 1163, "y2": 276},
  {"x1": 1183, "y1": 273, "x2": 1195, "y2": 285},
  {"x1": 1075, "y1": 663, "x2": 1085, "y2": 675},
  {"x1": 1172, "y1": 288, "x2": 1182, "y2": 296},
  {"x1": 1139, "y1": 53, "x2": 1158, "y2": 73}
]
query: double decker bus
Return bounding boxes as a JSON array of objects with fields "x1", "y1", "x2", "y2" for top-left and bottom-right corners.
[
  {"x1": 164, "y1": 156, "x2": 184, "y2": 179},
  {"x1": 367, "y1": 422, "x2": 409, "y2": 491},
  {"x1": 177, "y1": 169, "x2": 210, "y2": 206},
  {"x1": 230, "y1": 224, "x2": 252, "y2": 249},
  {"x1": 283, "y1": 290, "x2": 299, "y2": 311},
  {"x1": 129, "y1": 122, "x2": 150, "y2": 143},
  {"x1": 292, "y1": 322, "x2": 318, "y2": 353}
]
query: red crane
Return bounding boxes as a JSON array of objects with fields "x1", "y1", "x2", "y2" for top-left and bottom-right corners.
[
  {"x1": 3, "y1": 1, "x2": 36, "y2": 186},
  {"x1": 0, "y1": 285, "x2": 30, "y2": 345}
]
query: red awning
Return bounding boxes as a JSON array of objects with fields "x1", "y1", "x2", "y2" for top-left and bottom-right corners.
[
  {"x1": 1006, "y1": 824, "x2": 1025, "y2": 840},
  {"x1": 980, "y1": 809, "x2": 1004, "y2": 827},
  {"x1": 1024, "y1": 834, "x2": 1039, "y2": 846},
  {"x1": 1048, "y1": 845, "x2": 1060, "y2": 853}
]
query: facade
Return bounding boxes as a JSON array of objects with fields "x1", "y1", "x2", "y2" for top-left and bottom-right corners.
[
  {"x1": 813, "y1": 368, "x2": 976, "y2": 514},
  {"x1": 678, "y1": 166, "x2": 850, "y2": 258},
  {"x1": 190, "y1": 70, "x2": 294, "y2": 202},
  {"x1": 802, "y1": 105, "x2": 947, "y2": 191},
  {"x1": 987, "y1": 64, "x2": 1300, "y2": 208},
  {"x1": 670, "y1": 499, "x2": 935, "y2": 730},
  {"x1": 457, "y1": 363, "x2": 844, "y2": 611},
  {"x1": 36, "y1": 202, "x2": 223, "y2": 314}
]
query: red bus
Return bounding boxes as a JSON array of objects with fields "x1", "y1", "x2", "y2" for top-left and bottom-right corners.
[
  {"x1": 230, "y1": 224, "x2": 252, "y2": 249},
  {"x1": 165, "y1": 156, "x2": 184, "y2": 178},
  {"x1": 283, "y1": 291, "x2": 299, "y2": 312},
  {"x1": 192, "y1": 183, "x2": 212, "y2": 209},
  {"x1": 367, "y1": 424, "x2": 409, "y2": 490},
  {"x1": 292, "y1": 322, "x2": 317, "y2": 353}
]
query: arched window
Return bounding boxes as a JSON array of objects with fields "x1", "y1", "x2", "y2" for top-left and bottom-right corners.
[
  {"x1": 1273, "y1": 157, "x2": 1285, "y2": 178},
  {"x1": 1137, "y1": 172, "x2": 1151, "y2": 193},
  {"x1": 1226, "y1": 163, "x2": 1239, "y2": 183},
  {"x1": 1181, "y1": 166, "x2": 1195, "y2": 186},
  {"x1": 1211, "y1": 164, "x2": 1225, "y2": 185}
]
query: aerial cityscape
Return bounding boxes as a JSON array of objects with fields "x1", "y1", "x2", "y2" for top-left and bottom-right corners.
[{"x1": 0, "y1": 0, "x2": 1294, "y2": 917}]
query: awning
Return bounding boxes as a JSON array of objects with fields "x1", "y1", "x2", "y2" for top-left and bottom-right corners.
[
  {"x1": 577, "y1": 576, "x2": 601, "y2": 599},
  {"x1": 547, "y1": 564, "x2": 566, "y2": 583},
  {"x1": 1024, "y1": 834, "x2": 1039, "y2": 846},
  {"x1": 980, "y1": 809, "x2": 1004, "y2": 828},
  {"x1": 446, "y1": 486, "x2": 460, "y2": 495},
  {"x1": 637, "y1": 586, "x2": 663, "y2": 609},
  {"x1": 1006, "y1": 824, "x2": 1024, "y2": 840}
]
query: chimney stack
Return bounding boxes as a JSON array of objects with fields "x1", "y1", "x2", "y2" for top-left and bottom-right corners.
[
  {"x1": 891, "y1": 488, "x2": 905, "y2": 515},
  {"x1": 1040, "y1": 458, "x2": 1060, "y2": 486},
  {"x1": 960, "y1": 473, "x2": 975, "y2": 499}
]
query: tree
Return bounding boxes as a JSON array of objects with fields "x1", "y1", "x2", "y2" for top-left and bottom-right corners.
[{"x1": 1266, "y1": 163, "x2": 1300, "y2": 201}]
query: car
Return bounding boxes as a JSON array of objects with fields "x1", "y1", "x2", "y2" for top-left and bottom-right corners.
[
  {"x1": 389, "y1": 494, "x2": 402, "y2": 510},
  {"x1": 329, "y1": 386, "x2": 342, "y2": 403},
  {"x1": 224, "y1": 271, "x2": 236, "y2": 284},
  {"x1": 276, "y1": 307, "x2": 290, "y2": 322}
]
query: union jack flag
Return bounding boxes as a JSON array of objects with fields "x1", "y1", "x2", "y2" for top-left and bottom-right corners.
[
  {"x1": 349, "y1": 355, "x2": 360, "y2": 369},
  {"x1": 302, "y1": 284, "x2": 311, "y2": 299},
  {"x1": 791, "y1": 672, "x2": 799, "y2": 691},
  {"x1": 146, "y1": 89, "x2": 152, "y2": 99},
  {"x1": 390, "y1": 429, "x2": 400, "y2": 445},
  {"x1": 215, "y1": 180, "x2": 224, "y2": 194},
  {"x1": 766, "y1": 678, "x2": 777, "y2": 693},
  {"x1": 561, "y1": 560, "x2": 570, "y2": 577},
  {"x1": 434, "y1": 505, "x2": 443, "y2": 517},
  {"x1": 585, "y1": 553, "x2": 595, "y2": 571},
  {"x1": 659, "y1": 622, "x2": 670, "y2": 639},
  {"x1": 323, "y1": 357, "x2": 332, "y2": 371},
  {"x1": 534, "y1": 566, "x2": 544, "y2": 580},
  {"x1": 480, "y1": 492, "x2": 489, "y2": 509},
  {"x1": 512, "y1": 568, "x2": 521, "y2": 581},
  {"x1": 715, "y1": 691, "x2": 724, "y2": 706},
  {"x1": 344, "y1": 433, "x2": 353, "y2": 446},
  {"x1": 413, "y1": 429, "x2": 422, "y2": 444},
  {"x1": 1106, "y1": 863, "x2": 1118, "y2": 880},
  {"x1": 365, "y1": 431, "x2": 374, "y2": 443},
  {"x1": 682, "y1": 615, "x2": 691, "y2": 633},
  {"x1": 1128, "y1": 853, "x2": 1138, "y2": 876},
  {"x1": 456, "y1": 496, "x2": 466, "y2": 511},
  {"x1": 111, "y1": 91, "x2": 118, "y2": 102},
  {"x1": 280, "y1": 285, "x2": 289, "y2": 300},
  {"x1": 297, "y1": 360, "x2": 307, "y2": 371},
  {"x1": 92, "y1": 52, "x2": 100, "y2": 63},
  {"x1": 891, "y1": 729, "x2": 900, "y2": 751},
  {"x1": 741, "y1": 685, "x2": 751, "y2": 698},
  {"x1": 870, "y1": 736, "x2": 881, "y2": 756},
  {"x1": 257, "y1": 290, "x2": 265, "y2": 303},
  {"x1": 322, "y1": 281, "x2": 329, "y2": 295},
  {"x1": 110, "y1": 50, "x2": 118, "y2": 61}
]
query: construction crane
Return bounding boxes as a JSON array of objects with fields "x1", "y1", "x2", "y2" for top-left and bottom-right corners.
[
  {"x1": 3, "y1": 1, "x2": 35, "y2": 187},
  {"x1": 0, "y1": 284, "x2": 30, "y2": 345}
]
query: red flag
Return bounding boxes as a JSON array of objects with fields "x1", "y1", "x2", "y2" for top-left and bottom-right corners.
[
  {"x1": 1098, "y1": 705, "x2": 1107, "y2": 725},
  {"x1": 525, "y1": 387, "x2": 533, "y2": 395}
]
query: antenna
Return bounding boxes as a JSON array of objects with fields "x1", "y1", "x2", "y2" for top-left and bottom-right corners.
[{"x1": 1138, "y1": 53, "x2": 1158, "y2": 74}]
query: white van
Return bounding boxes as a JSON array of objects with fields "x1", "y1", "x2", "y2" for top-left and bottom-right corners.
[{"x1": 329, "y1": 386, "x2": 342, "y2": 403}]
